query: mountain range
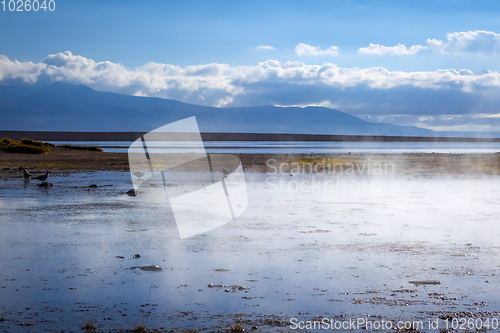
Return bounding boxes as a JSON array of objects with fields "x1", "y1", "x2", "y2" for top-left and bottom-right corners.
[{"x1": 0, "y1": 82, "x2": 498, "y2": 138}]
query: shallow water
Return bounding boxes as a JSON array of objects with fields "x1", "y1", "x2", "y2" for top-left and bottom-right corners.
[{"x1": 1, "y1": 171, "x2": 500, "y2": 331}]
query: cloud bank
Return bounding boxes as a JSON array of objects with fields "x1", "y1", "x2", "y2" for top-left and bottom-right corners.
[
  {"x1": 358, "y1": 30, "x2": 500, "y2": 56},
  {"x1": 2, "y1": 51, "x2": 500, "y2": 130},
  {"x1": 427, "y1": 30, "x2": 500, "y2": 55},
  {"x1": 358, "y1": 43, "x2": 428, "y2": 55},
  {"x1": 255, "y1": 45, "x2": 276, "y2": 50},
  {"x1": 294, "y1": 43, "x2": 339, "y2": 56}
]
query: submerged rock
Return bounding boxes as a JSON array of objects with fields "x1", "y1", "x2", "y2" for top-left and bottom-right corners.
[
  {"x1": 140, "y1": 265, "x2": 162, "y2": 272},
  {"x1": 409, "y1": 280, "x2": 442, "y2": 285},
  {"x1": 207, "y1": 283, "x2": 246, "y2": 291},
  {"x1": 232, "y1": 285, "x2": 246, "y2": 291},
  {"x1": 208, "y1": 283, "x2": 225, "y2": 288}
]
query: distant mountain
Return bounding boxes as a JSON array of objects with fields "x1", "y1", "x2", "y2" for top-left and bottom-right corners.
[
  {"x1": 0, "y1": 82, "x2": 497, "y2": 138},
  {"x1": 0, "y1": 83, "x2": 47, "y2": 104}
]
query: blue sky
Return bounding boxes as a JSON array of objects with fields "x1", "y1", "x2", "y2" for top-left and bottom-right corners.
[{"x1": 2, "y1": 0, "x2": 500, "y2": 131}]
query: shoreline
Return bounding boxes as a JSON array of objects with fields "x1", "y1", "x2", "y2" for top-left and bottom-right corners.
[{"x1": 1, "y1": 148, "x2": 500, "y2": 177}]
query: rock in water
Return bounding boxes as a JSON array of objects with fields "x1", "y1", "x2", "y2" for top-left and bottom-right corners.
[
  {"x1": 131, "y1": 265, "x2": 162, "y2": 272},
  {"x1": 133, "y1": 254, "x2": 141, "y2": 258},
  {"x1": 409, "y1": 280, "x2": 442, "y2": 285},
  {"x1": 38, "y1": 182, "x2": 53, "y2": 187},
  {"x1": 127, "y1": 189, "x2": 137, "y2": 196},
  {"x1": 140, "y1": 265, "x2": 162, "y2": 272},
  {"x1": 89, "y1": 184, "x2": 98, "y2": 188}
]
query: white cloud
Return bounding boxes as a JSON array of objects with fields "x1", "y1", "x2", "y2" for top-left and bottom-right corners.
[
  {"x1": 231, "y1": 60, "x2": 500, "y2": 91},
  {"x1": 3, "y1": 51, "x2": 500, "y2": 130},
  {"x1": 358, "y1": 31, "x2": 500, "y2": 57},
  {"x1": 255, "y1": 45, "x2": 276, "y2": 50},
  {"x1": 0, "y1": 55, "x2": 47, "y2": 84},
  {"x1": 4, "y1": 52, "x2": 500, "y2": 98},
  {"x1": 294, "y1": 43, "x2": 339, "y2": 56},
  {"x1": 358, "y1": 43, "x2": 428, "y2": 55},
  {"x1": 426, "y1": 30, "x2": 500, "y2": 54}
]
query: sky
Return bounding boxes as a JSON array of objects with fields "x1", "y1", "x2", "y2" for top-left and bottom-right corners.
[{"x1": 2, "y1": 0, "x2": 500, "y2": 131}]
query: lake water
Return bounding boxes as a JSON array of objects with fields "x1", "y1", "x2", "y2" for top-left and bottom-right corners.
[
  {"x1": 2, "y1": 171, "x2": 500, "y2": 331},
  {"x1": 48, "y1": 141, "x2": 500, "y2": 154}
]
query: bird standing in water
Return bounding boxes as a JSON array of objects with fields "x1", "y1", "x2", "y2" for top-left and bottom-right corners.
[
  {"x1": 19, "y1": 167, "x2": 31, "y2": 180},
  {"x1": 33, "y1": 171, "x2": 50, "y2": 182}
]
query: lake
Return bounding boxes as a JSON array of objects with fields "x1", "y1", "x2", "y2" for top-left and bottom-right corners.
[{"x1": 2, "y1": 170, "x2": 500, "y2": 331}]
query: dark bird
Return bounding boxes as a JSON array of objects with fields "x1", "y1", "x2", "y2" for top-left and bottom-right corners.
[
  {"x1": 19, "y1": 167, "x2": 31, "y2": 180},
  {"x1": 33, "y1": 171, "x2": 50, "y2": 182}
]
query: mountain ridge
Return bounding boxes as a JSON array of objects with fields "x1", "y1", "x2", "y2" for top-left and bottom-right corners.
[{"x1": 0, "y1": 82, "x2": 498, "y2": 138}]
